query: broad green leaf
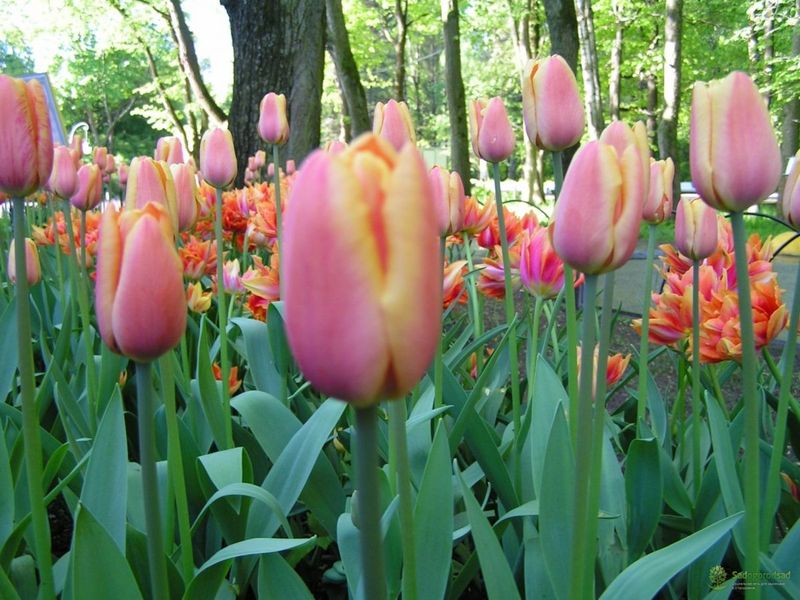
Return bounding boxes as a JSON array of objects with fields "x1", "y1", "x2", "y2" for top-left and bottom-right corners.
[
  {"x1": 80, "y1": 389, "x2": 127, "y2": 552},
  {"x1": 456, "y1": 464, "x2": 521, "y2": 600},
  {"x1": 194, "y1": 320, "x2": 228, "y2": 449},
  {"x1": 0, "y1": 430, "x2": 13, "y2": 548},
  {"x1": 758, "y1": 553, "x2": 800, "y2": 599},
  {"x1": 600, "y1": 513, "x2": 743, "y2": 600},
  {"x1": 625, "y1": 438, "x2": 662, "y2": 562},
  {"x1": 529, "y1": 359, "x2": 568, "y2": 497},
  {"x1": 97, "y1": 344, "x2": 127, "y2": 424},
  {"x1": 198, "y1": 536, "x2": 315, "y2": 571},
  {"x1": 71, "y1": 505, "x2": 143, "y2": 600},
  {"x1": 498, "y1": 500, "x2": 539, "y2": 523},
  {"x1": 413, "y1": 422, "x2": 453, "y2": 600},
  {"x1": 266, "y1": 302, "x2": 290, "y2": 382},
  {"x1": 231, "y1": 317, "x2": 283, "y2": 398},
  {"x1": 124, "y1": 525, "x2": 184, "y2": 599},
  {"x1": 0, "y1": 299, "x2": 18, "y2": 403},
  {"x1": 0, "y1": 563, "x2": 20, "y2": 600},
  {"x1": 192, "y1": 482, "x2": 291, "y2": 539},
  {"x1": 197, "y1": 447, "x2": 253, "y2": 543},
  {"x1": 257, "y1": 554, "x2": 314, "y2": 600},
  {"x1": 523, "y1": 521, "x2": 557, "y2": 600},
  {"x1": 645, "y1": 371, "x2": 668, "y2": 446},
  {"x1": 773, "y1": 516, "x2": 800, "y2": 574}
]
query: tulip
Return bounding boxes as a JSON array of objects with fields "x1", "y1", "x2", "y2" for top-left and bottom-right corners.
[
  {"x1": 0, "y1": 75, "x2": 53, "y2": 197},
  {"x1": 8, "y1": 238, "x2": 41, "y2": 286},
  {"x1": 95, "y1": 202, "x2": 186, "y2": 361},
  {"x1": 552, "y1": 138, "x2": 645, "y2": 274},
  {"x1": 222, "y1": 259, "x2": 245, "y2": 293},
  {"x1": 521, "y1": 54, "x2": 584, "y2": 151},
  {"x1": 70, "y1": 134, "x2": 84, "y2": 164},
  {"x1": 783, "y1": 149, "x2": 800, "y2": 229},
  {"x1": 247, "y1": 156, "x2": 258, "y2": 172},
  {"x1": 154, "y1": 136, "x2": 185, "y2": 165},
  {"x1": 200, "y1": 128, "x2": 237, "y2": 188},
  {"x1": 93, "y1": 147, "x2": 108, "y2": 171},
  {"x1": 675, "y1": 196, "x2": 718, "y2": 260},
  {"x1": 576, "y1": 344, "x2": 631, "y2": 398},
  {"x1": 519, "y1": 225, "x2": 566, "y2": 299},
  {"x1": 254, "y1": 150, "x2": 267, "y2": 169},
  {"x1": 462, "y1": 196, "x2": 496, "y2": 236},
  {"x1": 118, "y1": 162, "x2": 129, "y2": 186},
  {"x1": 372, "y1": 99, "x2": 416, "y2": 152},
  {"x1": 186, "y1": 282, "x2": 212, "y2": 313},
  {"x1": 442, "y1": 260, "x2": 467, "y2": 309},
  {"x1": 258, "y1": 92, "x2": 290, "y2": 145},
  {"x1": 104, "y1": 154, "x2": 116, "y2": 175},
  {"x1": 70, "y1": 164, "x2": 103, "y2": 211},
  {"x1": 126, "y1": 157, "x2": 179, "y2": 232},
  {"x1": 170, "y1": 163, "x2": 199, "y2": 232},
  {"x1": 690, "y1": 71, "x2": 781, "y2": 212},
  {"x1": 49, "y1": 145, "x2": 78, "y2": 199},
  {"x1": 469, "y1": 97, "x2": 515, "y2": 163},
  {"x1": 599, "y1": 120, "x2": 650, "y2": 195},
  {"x1": 325, "y1": 140, "x2": 348, "y2": 154},
  {"x1": 285, "y1": 159, "x2": 296, "y2": 175},
  {"x1": 644, "y1": 158, "x2": 674, "y2": 224},
  {"x1": 282, "y1": 133, "x2": 440, "y2": 405},
  {"x1": 429, "y1": 166, "x2": 465, "y2": 236}
]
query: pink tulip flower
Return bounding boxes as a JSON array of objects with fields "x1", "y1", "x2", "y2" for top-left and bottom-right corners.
[
  {"x1": 155, "y1": 136, "x2": 185, "y2": 165},
  {"x1": 49, "y1": 145, "x2": 78, "y2": 199},
  {"x1": 675, "y1": 196, "x2": 718, "y2": 260},
  {"x1": 70, "y1": 164, "x2": 103, "y2": 211},
  {"x1": 200, "y1": 128, "x2": 237, "y2": 189},
  {"x1": 469, "y1": 97, "x2": 516, "y2": 163},
  {"x1": 8, "y1": 238, "x2": 41, "y2": 286},
  {"x1": 258, "y1": 92, "x2": 290, "y2": 145},
  {"x1": 644, "y1": 158, "x2": 675, "y2": 224},
  {"x1": 373, "y1": 99, "x2": 416, "y2": 152},
  {"x1": 429, "y1": 166, "x2": 466, "y2": 236},
  {"x1": 126, "y1": 157, "x2": 179, "y2": 232}
]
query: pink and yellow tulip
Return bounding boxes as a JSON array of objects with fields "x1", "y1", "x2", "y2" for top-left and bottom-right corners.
[
  {"x1": 49, "y1": 145, "x2": 78, "y2": 200},
  {"x1": 429, "y1": 166, "x2": 465, "y2": 236},
  {"x1": 155, "y1": 136, "x2": 185, "y2": 165},
  {"x1": 259, "y1": 92, "x2": 290, "y2": 145},
  {"x1": 126, "y1": 157, "x2": 179, "y2": 232},
  {"x1": 200, "y1": 128, "x2": 237, "y2": 189},
  {"x1": 675, "y1": 196, "x2": 718, "y2": 261},
  {"x1": 372, "y1": 100, "x2": 416, "y2": 151},
  {"x1": 8, "y1": 238, "x2": 41, "y2": 286},
  {"x1": 644, "y1": 158, "x2": 674, "y2": 224},
  {"x1": 70, "y1": 164, "x2": 103, "y2": 211},
  {"x1": 469, "y1": 97, "x2": 515, "y2": 163}
]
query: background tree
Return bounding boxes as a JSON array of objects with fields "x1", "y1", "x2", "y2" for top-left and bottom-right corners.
[{"x1": 442, "y1": 0, "x2": 472, "y2": 194}]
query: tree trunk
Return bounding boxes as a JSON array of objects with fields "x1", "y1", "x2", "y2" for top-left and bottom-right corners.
[
  {"x1": 763, "y1": 0, "x2": 775, "y2": 108},
  {"x1": 645, "y1": 72, "x2": 658, "y2": 148},
  {"x1": 326, "y1": 0, "x2": 371, "y2": 138},
  {"x1": 608, "y1": 0, "x2": 624, "y2": 121},
  {"x1": 221, "y1": 0, "x2": 326, "y2": 183},
  {"x1": 441, "y1": 0, "x2": 471, "y2": 195},
  {"x1": 167, "y1": 0, "x2": 227, "y2": 124},
  {"x1": 574, "y1": 0, "x2": 604, "y2": 138},
  {"x1": 658, "y1": 0, "x2": 683, "y2": 204},
  {"x1": 395, "y1": 0, "x2": 408, "y2": 101},
  {"x1": 780, "y1": 0, "x2": 800, "y2": 202}
]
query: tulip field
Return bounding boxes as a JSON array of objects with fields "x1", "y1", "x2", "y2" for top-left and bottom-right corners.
[{"x1": 3, "y1": 33, "x2": 800, "y2": 600}]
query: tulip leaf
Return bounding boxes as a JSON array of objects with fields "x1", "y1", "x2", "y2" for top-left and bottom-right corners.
[
  {"x1": 0, "y1": 430, "x2": 13, "y2": 550},
  {"x1": 97, "y1": 343, "x2": 128, "y2": 421},
  {"x1": 79, "y1": 388, "x2": 128, "y2": 552},
  {"x1": 266, "y1": 301, "x2": 290, "y2": 385},
  {"x1": 71, "y1": 505, "x2": 143, "y2": 600},
  {"x1": 529, "y1": 358, "x2": 569, "y2": 497},
  {"x1": 0, "y1": 298, "x2": 18, "y2": 404},
  {"x1": 194, "y1": 319, "x2": 229, "y2": 450},
  {"x1": 192, "y1": 482, "x2": 291, "y2": 539},
  {"x1": 625, "y1": 438, "x2": 662, "y2": 562},
  {"x1": 231, "y1": 317, "x2": 283, "y2": 399},
  {"x1": 600, "y1": 513, "x2": 743, "y2": 600},
  {"x1": 257, "y1": 554, "x2": 314, "y2": 600},
  {"x1": 413, "y1": 421, "x2": 454, "y2": 600},
  {"x1": 197, "y1": 447, "x2": 253, "y2": 543}
]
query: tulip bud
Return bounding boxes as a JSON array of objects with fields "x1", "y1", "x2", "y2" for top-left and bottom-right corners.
[
  {"x1": 690, "y1": 71, "x2": 781, "y2": 212},
  {"x1": 118, "y1": 162, "x2": 129, "y2": 186},
  {"x1": 325, "y1": 140, "x2": 348, "y2": 155},
  {"x1": 70, "y1": 134, "x2": 84, "y2": 163},
  {"x1": 105, "y1": 154, "x2": 116, "y2": 175},
  {"x1": 783, "y1": 150, "x2": 800, "y2": 229},
  {"x1": 155, "y1": 136, "x2": 185, "y2": 165},
  {"x1": 95, "y1": 203, "x2": 186, "y2": 361},
  {"x1": 429, "y1": 166, "x2": 465, "y2": 236},
  {"x1": 93, "y1": 147, "x2": 108, "y2": 171},
  {"x1": 70, "y1": 164, "x2": 103, "y2": 211},
  {"x1": 258, "y1": 92, "x2": 290, "y2": 145},
  {"x1": 282, "y1": 134, "x2": 440, "y2": 406},
  {"x1": 8, "y1": 238, "x2": 41, "y2": 286},
  {"x1": 469, "y1": 97, "x2": 515, "y2": 163},
  {"x1": 49, "y1": 145, "x2": 78, "y2": 199},
  {"x1": 600, "y1": 120, "x2": 650, "y2": 197},
  {"x1": 0, "y1": 75, "x2": 54, "y2": 197},
  {"x1": 254, "y1": 150, "x2": 266, "y2": 169},
  {"x1": 521, "y1": 55, "x2": 584, "y2": 151},
  {"x1": 519, "y1": 225, "x2": 565, "y2": 299},
  {"x1": 170, "y1": 163, "x2": 199, "y2": 232},
  {"x1": 200, "y1": 128, "x2": 237, "y2": 189},
  {"x1": 285, "y1": 159, "x2": 296, "y2": 175},
  {"x1": 125, "y1": 157, "x2": 179, "y2": 232},
  {"x1": 644, "y1": 158, "x2": 675, "y2": 224},
  {"x1": 372, "y1": 100, "x2": 416, "y2": 152},
  {"x1": 675, "y1": 196, "x2": 718, "y2": 260},
  {"x1": 552, "y1": 139, "x2": 645, "y2": 274}
]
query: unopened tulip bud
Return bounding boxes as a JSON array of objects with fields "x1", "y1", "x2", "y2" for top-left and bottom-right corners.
[
  {"x1": 8, "y1": 238, "x2": 41, "y2": 286},
  {"x1": 0, "y1": 75, "x2": 54, "y2": 196},
  {"x1": 325, "y1": 140, "x2": 348, "y2": 154},
  {"x1": 244, "y1": 168, "x2": 256, "y2": 185},
  {"x1": 600, "y1": 120, "x2": 650, "y2": 196},
  {"x1": 373, "y1": 100, "x2": 416, "y2": 151},
  {"x1": 93, "y1": 147, "x2": 108, "y2": 171},
  {"x1": 254, "y1": 150, "x2": 266, "y2": 169},
  {"x1": 70, "y1": 134, "x2": 84, "y2": 161},
  {"x1": 690, "y1": 71, "x2": 781, "y2": 212},
  {"x1": 49, "y1": 145, "x2": 78, "y2": 199},
  {"x1": 200, "y1": 128, "x2": 237, "y2": 189},
  {"x1": 285, "y1": 159, "x2": 296, "y2": 175},
  {"x1": 469, "y1": 97, "x2": 515, "y2": 163},
  {"x1": 71, "y1": 164, "x2": 103, "y2": 211},
  {"x1": 170, "y1": 163, "x2": 199, "y2": 232},
  {"x1": 522, "y1": 55, "x2": 584, "y2": 151},
  {"x1": 155, "y1": 136, "x2": 185, "y2": 165},
  {"x1": 675, "y1": 196, "x2": 718, "y2": 260},
  {"x1": 105, "y1": 154, "x2": 116, "y2": 175},
  {"x1": 126, "y1": 157, "x2": 179, "y2": 232},
  {"x1": 429, "y1": 166, "x2": 465, "y2": 235},
  {"x1": 95, "y1": 203, "x2": 186, "y2": 361},
  {"x1": 258, "y1": 92, "x2": 290, "y2": 145},
  {"x1": 783, "y1": 150, "x2": 800, "y2": 229},
  {"x1": 644, "y1": 158, "x2": 675, "y2": 224},
  {"x1": 118, "y1": 162, "x2": 129, "y2": 186},
  {"x1": 283, "y1": 134, "x2": 440, "y2": 406}
]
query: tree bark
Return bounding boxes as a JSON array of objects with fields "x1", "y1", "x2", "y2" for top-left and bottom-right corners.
[
  {"x1": 167, "y1": 0, "x2": 227, "y2": 124},
  {"x1": 326, "y1": 0, "x2": 371, "y2": 138},
  {"x1": 221, "y1": 0, "x2": 326, "y2": 183},
  {"x1": 658, "y1": 0, "x2": 683, "y2": 203},
  {"x1": 645, "y1": 72, "x2": 658, "y2": 148},
  {"x1": 763, "y1": 0, "x2": 775, "y2": 107},
  {"x1": 394, "y1": 0, "x2": 409, "y2": 101},
  {"x1": 574, "y1": 0, "x2": 604, "y2": 138},
  {"x1": 781, "y1": 0, "x2": 800, "y2": 202},
  {"x1": 608, "y1": 0, "x2": 624, "y2": 122},
  {"x1": 441, "y1": 0, "x2": 471, "y2": 195}
]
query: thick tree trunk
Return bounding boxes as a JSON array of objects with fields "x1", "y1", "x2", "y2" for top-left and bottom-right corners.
[
  {"x1": 395, "y1": 0, "x2": 408, "y2": 101},
  {"x1": 645, "y1": 72, "x2": 658, "y2": 148},
  {"x1": 441, "y1": 0, "x2": 472, "y2": 195},
  {"x1": 326, "y1": 0, "x2": 371, "y2": 138},
  {"x1": 763, "y1": 0, "x2": 775, "y2": 107},
  {"x1": 575, "y1": 0, "x2": 604, "y2": 138},
  {"x1": 221, "y1": 0, "x2": 325, "y2": 183},
  {"x1": 658, "y1": 0, "x2": 683, "y2": 203},
  {"x1": 608, "y1": 1, "x2": 624, "y2": 122},
  {"x1": 167, "y1": 0, "x2": 227, "y2": 124},
  {"x1": 780, "y1": 0, "x2": 800, "y2": 203}
]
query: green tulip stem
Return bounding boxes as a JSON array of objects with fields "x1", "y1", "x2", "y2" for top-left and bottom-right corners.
[
  {"x1": 527, "y1": 295, "x2": 544, "y2": 403},
  {"x1": 13, "y1": 196, "x2": 55, "y2": 600},
  {"x1": 79, "y1": 209, "x2": 87, "y2": 278},
  {"x1": 135, "y1": 361, "x2": 169, "y2": 600},
  {"x1": 49, "y1": 198, "x2": 66, "y2": 312},
  {"x1": 637, "y1": 224, "x2": 657, "y2": 431},
  {"x1": 273, "y1": 144, "x2": 282, "y2": 249},
  {"x1": 762, "y1": 260, "x2": 800, "y2": 547},
  {"x1": 552, "y1": 151, "x2": 579, "y2": 446},
  {"x1": 214, "y1": 187, "x2": 234, "y2": 450},
  {"x1": 434, "y1": 237, "x2": 446, "y2": 411},
  {"x1": 569, "y1": 272, "x2": 598, "y2": 600},
  {"x1": 354, "y1": 405, "x2": 387, "y2": 600},
  {"x1": 159, "y1": 352, "x2": 195, "y2": 583},
  {"x1": 491, "y1": 162, "x2": 522, "y2": 490},
  {"x1": 389, "y1": 399, "x2": 418, "y2": 600},
  {"x1": 691, "y1": 259, "x2": 702, "y2": 502},
  {"x1": 730, "y1": 211, "x2": 760, "y2": 599},
  {"x1": 463, "y1": 236, "x2": 484, "y2": 373}
]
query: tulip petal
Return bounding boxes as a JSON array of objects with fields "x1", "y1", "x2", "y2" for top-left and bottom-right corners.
[
  {"x1": 690, "y1": 82, "x2": 718, "y2": 207},
  {"x1": 96, "y1": 206, "x2": 122, "y2": 353}
]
